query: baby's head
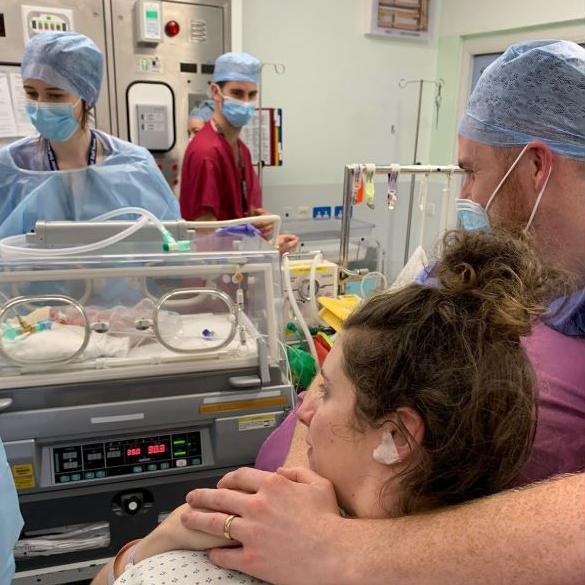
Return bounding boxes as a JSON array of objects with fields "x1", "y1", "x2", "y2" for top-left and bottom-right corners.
[{"x1": 298, "y1": 229, "x2": 561, "y2": 517}]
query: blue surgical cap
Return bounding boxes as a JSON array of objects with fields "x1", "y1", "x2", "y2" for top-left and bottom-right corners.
[
  {"x1": 459, "y1": 40, "x2": 585, "y2": 160},
  {"x1": 212, "y1": 52, "x2": 260, "y2": 84},
  {"x1": 21, "y1": 32, "x2": 103, "y2": 106},
  {"x1": 189, "y1": 99, "x2": 214, "y2": 121}
]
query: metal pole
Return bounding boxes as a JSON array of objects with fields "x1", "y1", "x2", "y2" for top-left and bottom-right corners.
[
  {"x1": 338, "y1": 165, "x2": 354, "y2": 269},
  {"x1": 403, "y1": 80, "x2": 424, "y2": 264},
  {"x1": 257, "y1": 68, "x2": 264, "y2": 189}
]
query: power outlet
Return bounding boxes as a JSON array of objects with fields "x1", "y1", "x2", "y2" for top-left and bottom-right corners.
[
  {"x1": 297, "y1": 206, "x2": 310, "y2": 219},
  {"x1": 312, "y1": 206, "x2": 332, "y2": 219}
]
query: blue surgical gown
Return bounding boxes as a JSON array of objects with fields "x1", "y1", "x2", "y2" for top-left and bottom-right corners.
[{"x1": 0, "y1": 130, "x2": 180, "y2": 238}]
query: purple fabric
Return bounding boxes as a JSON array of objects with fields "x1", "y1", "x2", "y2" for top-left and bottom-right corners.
[
  {"x1": 255, "y1": 392, "x2": 305, "y2": 471},
  {"x1": 517, "y1": 321, "x2": 585, "y2": 484},
  {"x1": 546, "y1": 288, "x2": 585, "y2": 337}
]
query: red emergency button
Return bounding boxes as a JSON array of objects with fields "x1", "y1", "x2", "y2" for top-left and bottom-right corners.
[{"x1": 165, "y1": 20, "x2": 180, "y2": 37}]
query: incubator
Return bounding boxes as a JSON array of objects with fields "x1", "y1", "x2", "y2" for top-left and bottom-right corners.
[{"x1": 0, "y1": 221, "x2": 293, "y2": 584}]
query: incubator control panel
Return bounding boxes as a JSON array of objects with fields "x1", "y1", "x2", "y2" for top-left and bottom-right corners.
[{"x1": 52, "y1": 430, "x2": 202, "y2": 485}]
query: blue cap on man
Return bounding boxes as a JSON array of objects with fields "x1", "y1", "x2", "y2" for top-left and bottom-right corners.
[
  {"x1": 212, "y1": 52, "x2": 261, "y2": 84},
  {"x1": 459, "y1": 40, "x2": 585, "y2": 160}
]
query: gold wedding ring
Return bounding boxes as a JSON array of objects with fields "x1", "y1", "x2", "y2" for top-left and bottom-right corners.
[{"x1": 223, "y1": 513, "x2": 237, "y2": 540}]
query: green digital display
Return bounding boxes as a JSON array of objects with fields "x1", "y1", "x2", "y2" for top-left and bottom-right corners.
[{"x1": 146, "y1": 10, "x2": 158, "y2": 19}]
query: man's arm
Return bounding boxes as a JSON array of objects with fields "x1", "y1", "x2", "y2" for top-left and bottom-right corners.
[{"x1": 181, "y1": 469, "x2": 585, "y2": 585}]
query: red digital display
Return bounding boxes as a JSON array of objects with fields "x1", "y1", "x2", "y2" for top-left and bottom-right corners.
[
  {"x1": 126, "y1": 447, "x2": 141, "y2": 457},
  {"x1": 148, "y1": 444, "x2": 166, "y2": 455}
]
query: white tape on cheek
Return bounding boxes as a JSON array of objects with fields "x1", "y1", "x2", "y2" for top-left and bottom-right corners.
[{"x1": 372, "y1": 431, "x2": 401, "y2": 465}]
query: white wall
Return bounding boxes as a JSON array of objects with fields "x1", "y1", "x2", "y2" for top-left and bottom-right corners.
[
  {"x1": 431, "y1": 0, "x2": 585, "y2": 164},
  {"x1": 237, "y1": 0, "x2": 585, "y2": 278},
  {"x1": 239, "y1": 0, "x2": 440, "y2": 277},
  {"x1": 438, "y1": 0, "x2": 585, "y2": 36}
]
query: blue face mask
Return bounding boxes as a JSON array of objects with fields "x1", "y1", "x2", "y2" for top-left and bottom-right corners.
[
  {"x1": 220, "y1": 95, "x2": 256, "y2": 128},
  {"x1": 455, "y1": 198, "x2": 490, "y2": 231},
  {"x1": 0, "y1": 440, "x2": 24, "y2": 584},
  {"x1": 455, "y1": 144, "x2": 550, "y2": 232},
  {"x1": 25, "y1": 99, "x2": 81, "y2": 142}
]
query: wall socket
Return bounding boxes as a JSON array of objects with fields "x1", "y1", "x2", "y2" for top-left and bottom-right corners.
[{"x1": 297, "y1": 206, "x2": 310, "y2": 219}]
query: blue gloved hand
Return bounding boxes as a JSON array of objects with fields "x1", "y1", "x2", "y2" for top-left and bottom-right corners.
[{"x1": 216, "y1": 224, "x2": 262, "y2": 237}]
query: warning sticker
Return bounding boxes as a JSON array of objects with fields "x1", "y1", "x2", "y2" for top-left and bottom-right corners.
[
  {"x1": 12, "y1": 463, "x2": 36, "y2": 490},
  {"x1": 238, "y1": 413, "x2": 277, "y2": 432}
]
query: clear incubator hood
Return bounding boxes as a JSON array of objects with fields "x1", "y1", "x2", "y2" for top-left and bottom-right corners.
[{"x1": 0, "y1": 227, "x2": 283, "y2": 388}]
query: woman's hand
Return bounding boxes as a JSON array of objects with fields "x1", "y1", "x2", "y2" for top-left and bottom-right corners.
[
  {"x1": 179, "y1": 467, "x2": 345, "y2": 585},
  {"x1": 134, "y1": 503, "x2": 232, "y2": 564}
]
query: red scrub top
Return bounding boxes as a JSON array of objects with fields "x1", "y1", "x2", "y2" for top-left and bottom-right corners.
[{"x1": 180, "y1": 120, "x2": 262, "y2": 220}]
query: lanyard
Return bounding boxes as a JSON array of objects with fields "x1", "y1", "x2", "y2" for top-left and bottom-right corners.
[
  {"x1": 211, "y1": 119, "x2": 249, "y2": 215},
  {"x1": 47, "y1": 130, "x2": 98, "y2": 171},
  {"x1": 239, "y1": 146, "x2": 249, "y2": 215}
]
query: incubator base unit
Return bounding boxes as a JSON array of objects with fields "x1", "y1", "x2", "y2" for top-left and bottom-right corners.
[{"x1": 0, "y1": 228, "x2": 293, "y2": 585}]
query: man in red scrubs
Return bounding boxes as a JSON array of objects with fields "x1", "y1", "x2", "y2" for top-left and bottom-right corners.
[{"x1": 180, "y1": 51, "x2": 298, "y2": 253}]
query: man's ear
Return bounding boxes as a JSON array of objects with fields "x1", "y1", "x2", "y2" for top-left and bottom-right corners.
[
  {"x1": 526, "y1": 140, "x2": 554, "y2": 193},
  {"x1": 210, "y1": 83, "x2": 222, "y2": 103}
]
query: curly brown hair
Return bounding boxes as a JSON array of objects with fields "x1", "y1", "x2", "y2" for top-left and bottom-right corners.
[{"x1": 342, "y1": 229, "x2": 568, "y2": 515}]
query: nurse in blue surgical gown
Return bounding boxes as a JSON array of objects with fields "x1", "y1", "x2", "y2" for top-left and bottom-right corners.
[{"x1": 0, "y1": 31, "x2": 179, "y2": 237}]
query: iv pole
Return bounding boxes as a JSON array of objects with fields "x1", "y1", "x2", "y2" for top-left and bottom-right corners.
[
  {"x1": 398, "y1": 78, "x2": 443, "y2": 264},
  {"x1": 257, "y1": 62, "x2": 285, "y2": 188}
]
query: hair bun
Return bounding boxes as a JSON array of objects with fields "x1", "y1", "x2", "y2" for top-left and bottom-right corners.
[{"x1": 434, "y1": 229, "x2": 566, "y2": 339}]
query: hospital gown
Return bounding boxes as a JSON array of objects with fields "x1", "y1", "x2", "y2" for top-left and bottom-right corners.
[
  {"x1": 0, "y1": 130, "x2": 179, "y2": 238},
  {"x1": 115, "y1": 550, "x2": 269, "y2": 585}
]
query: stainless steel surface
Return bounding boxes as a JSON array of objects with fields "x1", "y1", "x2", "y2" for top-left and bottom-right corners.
[
  {"x1": 27, "y1": 220, "x2": 191, "y2": 246},
  {"x1": 404, "y1": 80, "x2": 424, "y2": 264},
  {"x1": 13, "y1": 557, "x2": 109, "y2": 585},
  {"x1": 0, "y1": 0, "x2": 231, "y2": 188},
  {"x1": 337, "y1": 164, "x2": 465, "y2": 270},
  {"x1": 0, "y1": 0, "x2": 112, "y2": 150},
  {"x1": 108, "y1": 0, "x2": 230, "y2": 190},
  {"x1": 338, "y1": 164, "x2": 354, "y2": 269}
]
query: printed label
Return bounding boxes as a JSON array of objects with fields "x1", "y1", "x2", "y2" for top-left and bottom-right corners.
[{"x1": 238, "y1": 413, "x2": 277, "y2": 432}]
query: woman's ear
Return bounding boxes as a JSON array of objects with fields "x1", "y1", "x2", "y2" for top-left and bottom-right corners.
[{"x1": 375, "y1": 408, "x2": 425, "y2": 464}]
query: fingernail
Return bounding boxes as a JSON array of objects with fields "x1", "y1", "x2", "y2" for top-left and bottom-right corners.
[{"x1": 186, "y1": 492, "x2": 193, "y2": 503}]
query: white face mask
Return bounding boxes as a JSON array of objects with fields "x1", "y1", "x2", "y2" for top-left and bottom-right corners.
[{"x1": 455, "y1": 144, "x2": 552, "y2": 232}]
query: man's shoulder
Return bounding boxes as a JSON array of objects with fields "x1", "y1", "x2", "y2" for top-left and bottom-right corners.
[{"x1": 523, "y1": 321, "x2": 585, "y2": 391}]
